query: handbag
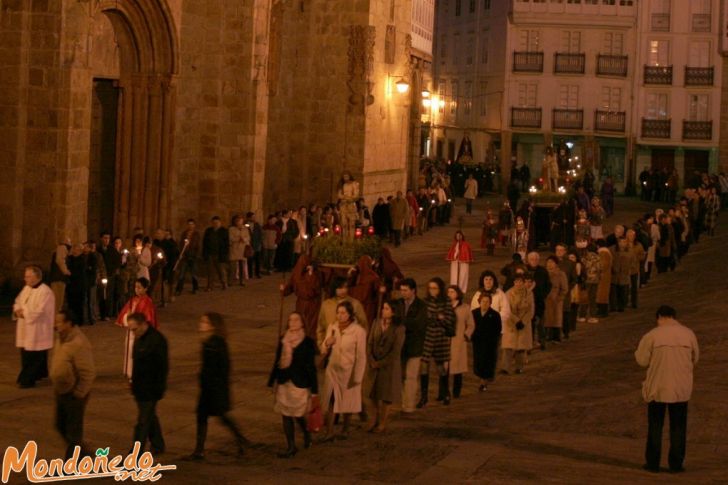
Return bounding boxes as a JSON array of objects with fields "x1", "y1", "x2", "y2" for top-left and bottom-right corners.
[
  {"x1": 244, "y1": 244, "x2": 254, "y2": 258},
  {"x1": 306, "y1": 396, "x2": 323, "y2": 433}
]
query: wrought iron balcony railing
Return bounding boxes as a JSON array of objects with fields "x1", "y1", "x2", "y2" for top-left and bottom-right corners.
[
  {"x1": 642, "y1": 118, "x2": 671, "y2": 139},
  {"x1": 552, "y1": 109, "x2": 584, "y2": 130},
  {"x1": 683, "y1": 120, "x2": 712, "y2": 141},
  {"x1": 684, "y1": 67, "x2": 714, "y2": 86},
  {"x1": 596, "y1": 55, "x2": 628, "y2": 77},
  {"x1": 554, "y1": 53, "x2": 586, "y2": 74},
  {"x1": 594, "y1": 110, "x2": 626, "y2": 132},
  {"x1": 644, "y1": 65, "x2": 673, "y2": 85},
  {"x1": 513, "y1": 51, "x2": 544, "y2": 73},
  {"x1": 511, "y1": 107, "x2": 542, "y2": 128}
]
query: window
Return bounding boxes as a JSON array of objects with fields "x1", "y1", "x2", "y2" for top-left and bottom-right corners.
[
  {"x1": 455, "y1": 0, "x2": 462, "y2": 16},
  {"x1": 464, "y1": 81, "x2": 473, "y2": 116},
  {"x1": 651, "y1": 0, "x2": 671, "y2": 31},
  {"x1": 602, "y1": 32, "x2": 624, "y2": 55},
  {"x1": 619, "y1": 0, "x2": 634, "y2": 5},
  {"x1": 451, "y1": 81, "x2": 459, "y2": 116},
  {"x1": 560, "y1": 31, "x2": 582, "y2": 52},
  {"x1": 567, "y1": 0, "x2": 582, "y2": 4},
  {"x1": 688, "y1": 94, "x2": 709, "y2": 121},
  {"x1": 600, "y1": 86, "x2": 622, "y2": 111},
  {"x1": 480, "y1": 30, "x2": 489, "y2": 64},
  {"x1": 648, "y1": 40, "x2": 669, "y2": 66},
  {"x1": 688, "y1": 41, "x2": 710, "y2": 67},
  {"x1": 558, "y1": 85, "x2": 579, "y2": 109},
  {"x1": 453, "y1": 33, "x2": 460, "y2": 65},
  {"x1": 479, "y1": 81, "x2": 487, "y2": 116},
  {"x1": 517, "y1": 82, "x2": 538, "y2": 107},
  {"x1": 518, "y1": 30, "x2": 541, "y2": 51},
  {"x1": 646, "y1": 93, "x2": 669, "y2": 119},
  {"x1": 466, "y1": 36, "x2": 474, "y2": 65},
  {"x1": 602, "y1": 0, "x2": 615, "y2": 5},
  {"x1": 691, "y1": 0, "x2": 711, "y2": 32}
]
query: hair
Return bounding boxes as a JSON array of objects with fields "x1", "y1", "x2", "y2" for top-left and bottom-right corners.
[
  {"x1": 655, "y1": 305, "x2": 676, "y2": 319},
  {"x1": 57, "y1": 309, "x2": 79, "y2": 326},
  {"x1": 596, "y1": 239, "x2": 608, "y2": 248},
  {"x1": 330, "y1": 276, "x2": 348, "y2": 296},
  {"x1": 136, "y1": 277, "x2": 150, "y2": 290},
  {"x1": 211, "y1": 216, "x2": 221, "y2": 221},
  {"x1": 336, "y1": 300, "x2": 355, "y2": 322},
  {"x1": 427, "y1": 277, "x2": 446, "y2": 301},
  {"x1": 453, "y1": 230, "x2": 465, "y2": 241},
  {"x1": 512, "y1": 273, "x2": 526, "y2": 282},
  {"x1": 126, "y1": 312, "x2": 148, "y2": 325},
  {"x1": 477, "y1": 270, "x2": 499, "y2": 291},
  {"x1": 203, "y1": 312, "x2": 227, "y2": 338},
  {"x1": 187, "y1": 218, "x2": 196, "y2": 224},
  {"x1": 447, "y1": 284, "x2": 464, "y2": 305},
  {"x1": 478, "y1": 292, "x2": 492, "y2": 303},
  {"x1": 511, "y1": 253, "x2": 522, "y2": 262},
  {"x1": 546, "y1": 255, "x2": 560, "y2": 266},
  {"x1": 100, "y1": 231, "x2": 111, "y2": 238},
  {"x1": 25, "y1": 265, "x2": 43, "y2": 280},
  {"x1": 133, "y1": 235, "x2": 144, "y2": 245},
  {"x1": 399, "y1": 277, "x2": 417, "y2": 292},
  {"x1": 142, "y1": 236, "x2": 151, "y2": 245},
  {"x1": 246, "y1": 211, "x2": 255, "y2": 218}
]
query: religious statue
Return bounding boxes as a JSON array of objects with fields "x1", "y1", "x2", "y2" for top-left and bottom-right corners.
[
  {"x1": 542, "y1": 146, "x2": 559, "y2": 192},
  {"x1": 337, "y1": 171, "x2": 360, "y2": 241},
  {"x1": 457, "y1": 134, "x2": 474, "y2": 163}
]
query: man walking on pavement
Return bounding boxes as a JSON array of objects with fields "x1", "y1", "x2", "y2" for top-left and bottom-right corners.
[{"x1": 636, "y1": 305, "x2": 699, "y2": 474}]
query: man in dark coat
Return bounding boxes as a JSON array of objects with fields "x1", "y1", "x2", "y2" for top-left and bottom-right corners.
[
  {"x1": 525, "y1": 252, "x2": 551, "y2": 349},
  {"x1": 175, "y1": 219, "x2": 201, "y2": 295},
  {"x1": 128, "y1": 312, "x2": 168, "y2": 454},
  {"x1": 555, "y1": 244, "x2": 576, "y2": 340},
  {"x1": 202, "y1": 216, "x2": 230, "y2": 290},
  {"x1": 394, "y1": 278, "x2": 428, "y2": 414},
  {"x1": 246, "y1": 212, "x2": 263, "y2": 279},
  {"x1": 98, "y1": 232, "x2": 121, "y2": 320},
  {"x1": 275, "y1": 210, "x2": 299, "y2": 272},
  {"x1": 372, "y1": 198, "x2": 391, "y2": 238}
]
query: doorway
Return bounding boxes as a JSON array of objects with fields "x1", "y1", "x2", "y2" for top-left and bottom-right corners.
[
  {"x1": 683, "y1": 150, "x2": 709, "y2": 178},
  {"x1": 650, "y1": 148, "x2": 675, "y2": 172},
  {"x1": 87, "y1": 79, "x2": 119, "y2": 240}
]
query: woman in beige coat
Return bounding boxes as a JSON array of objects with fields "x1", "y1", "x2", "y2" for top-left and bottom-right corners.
[
  {"x1": 229, "y1": 215, "x2": 251, "y2": 285},
  {"x1": 596, "y1": 240, "x2": 613, "y2": 317},
  {"x1": 503, "y1": 275, "x2": 534, "y2": 373},
  {"x1": 544, "y1": 256, "x2": 568, "y2": 342},
  {"x1": 447, "y1": 285, "x2": 474, "y2": 398}
]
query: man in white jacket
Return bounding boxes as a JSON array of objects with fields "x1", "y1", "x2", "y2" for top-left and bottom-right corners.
[
  {"x1": 635, "y1": 305, "x2": 699, "y2": 474},
  {"x1": 13, "y1": 265, "x2": 55, "y2": 388}
]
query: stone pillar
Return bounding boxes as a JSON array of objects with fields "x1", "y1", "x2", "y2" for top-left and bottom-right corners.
[{"x1": 720, "y1": 58, "x2": 728, "y2": 172}]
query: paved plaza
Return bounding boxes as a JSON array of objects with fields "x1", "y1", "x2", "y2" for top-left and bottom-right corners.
[{"x1": 1, "y1": 197, "x2": 726, "y2": 484}]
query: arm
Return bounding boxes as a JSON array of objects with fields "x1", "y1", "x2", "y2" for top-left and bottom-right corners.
[
  {"x1": 72, "y1": 341, "x2": 96, "y2": 399},
  {"x1": 691, "y1": 333, "x2": 699, "y2": 366},
  {"x1": 57, "y1": 246, "x2": 71, "y2": 275},
  {"x1": 22, "y1": 287, "x2": 55, "y2": 325},
  {"x1": 634, "y1": 333, "x2": 652, "y2": 367},
  {"x1": 351, "y1": 327, "x2": 368, "y2": 387},
  {"x1": 305, "y1": 340, "x2": 319, "y2": 394},
  {"x1": 464, "y1": 309, "x2": 475, "y2": 339},
  {"x1": 267, "y1": 343, "x2": 283, "y2": 387}
]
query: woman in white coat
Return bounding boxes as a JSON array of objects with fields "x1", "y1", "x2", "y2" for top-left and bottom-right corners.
[
  {"x1": 228, "y1": 215, "x2": 251, "y2": 285},
  {"x1": 470, "y1": 270, "x2": 512, "y2": 326},
  {"x1": 447, "y1": 285, "x2": 474, "y2": 398},
  {"x1": 319, "y1": 300, "x2": 367, "y2": 441}
]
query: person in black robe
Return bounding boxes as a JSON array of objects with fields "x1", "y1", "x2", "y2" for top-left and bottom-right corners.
[
  {"x1": 372, "y1": 198, "x2": 391, "y2": 239},
  {"x1": 471, "y1": 293, "x2": 502, "y2": 391}
]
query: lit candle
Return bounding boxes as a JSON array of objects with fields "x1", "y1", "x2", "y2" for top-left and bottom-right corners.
[
  {"x1": 101, "y1": 278, "x2": 108, "y2": 285},
  {"x1": 157, "y1": 252, "x2": 164, "y2": 259}
]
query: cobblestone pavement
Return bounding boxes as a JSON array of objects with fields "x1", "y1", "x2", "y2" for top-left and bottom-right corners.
[{"x1": 1, "y1": 197, "x2": 726, "y2": 484}]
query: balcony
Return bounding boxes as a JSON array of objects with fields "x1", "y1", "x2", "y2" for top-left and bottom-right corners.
[
  {"x1": 513, "y1": 51, "x2": 544, "y2": 73},
  {"x1": 554, "y1": 53, "x2": 586, "y2": 74},
  {"x1": 691, "y1": 14, "x2": 711, "y2": 32},
  {"x1": 511, "y1": 107, "x2": 542, "y2": 128},
  {"x1": 644, "y1": 65, "x2": 673, "y2": 85},
  {"x1": 552, "y1": 109, "x2": 584, "y2": 130},
  {"x1": 683, "y1": 120, "x2": 712, "y2": 141},
  {"x1": 594, "y1": 111, "x2": 626, "y2": 133},
  {"x1": 651, "y1": 13, "x2": 670, "y2": 31},
  {"x1": 642, "y1": 118, "x2": 671, "y2": 139},
  {"x1": 685, "y1": 67, "x2": 714, "y2": 86},
  {"x1": 596, "y1": 55, "x2": 628, "y2": 77}
]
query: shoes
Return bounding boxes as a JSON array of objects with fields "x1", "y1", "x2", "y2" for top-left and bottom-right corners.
[
  {"x1": 277, "y1": 447, "x2": 297, "y2": 459},
  {"x1": 587, "y1": 318, "x2": 599, "y2": 323},
  {"x1": 478, "y1": 384, "x2": 487, "y2": 392},
  {"x1": 642, "y1": 464, "x2": 659, "y2": 473},
  {"x1": 17, "y1": 382, "x2": 35, "y2": 389},
  {"x1": 577, "y1": 317, "x2": 586, "y2": 323}
]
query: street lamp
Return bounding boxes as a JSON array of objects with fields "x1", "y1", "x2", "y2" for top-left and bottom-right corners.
[
  {"x1": 395, "y1": 78, "x2": 410, "y2": 94},
  {"x1": 421, "y1": 89, "x2": 431, "y2": 98}
]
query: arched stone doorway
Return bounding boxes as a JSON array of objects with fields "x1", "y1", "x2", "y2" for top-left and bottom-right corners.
[{"x1": 87, "y1": 0, "x2": 179, "y2": 238}]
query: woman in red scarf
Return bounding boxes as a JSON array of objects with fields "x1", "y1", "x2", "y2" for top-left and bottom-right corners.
[
  {"x1": 116, "y1": 277, "x2": 157, "y2": 378},
  {"x1": 280, "y1": 254, "x2": 321, "y2": 340},
  {"x1": 446, "y1": 230, "x2": 474, "y2": 293}
]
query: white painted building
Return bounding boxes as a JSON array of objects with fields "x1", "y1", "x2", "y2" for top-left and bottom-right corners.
[{"x1": 431, "y1": 0, "x2": 723, "y2": 191}]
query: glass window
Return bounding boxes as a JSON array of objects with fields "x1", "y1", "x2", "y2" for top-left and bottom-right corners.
[
  {"x1": 558, "y1": 85, "x2": 579, "y2": 109},
  {"x1": 517, "y1": 82, "x2": 538, "y2": 107},
  {"x1": 648, "y1": 40, "x2": 669, "y2": 66},
  {"x1": 646, "y1": 92, "x2": 669, "y2": 119},
  {"x1": 688, "y1": 94, "x2": 709, "y2": 121},
  {"x1": 688, "y1": 41, "x2": 711, "y2": 67},
  {"x1": 600, "y1": 86, "x2": 622, "y2": 111}
]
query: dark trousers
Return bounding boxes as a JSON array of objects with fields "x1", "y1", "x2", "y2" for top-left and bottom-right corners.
[
  {"x1": 133, "y1": 399, "x2": 165, "y2": 453},
  {"x1": 646, "y1": 401, "x2": 688, "y2": 471},
  {"x1": 247, "y1": 251, "x2": 261, "y2": 278},
  {"x1": 629, "y1": 274, "x2": 639, "y2": 308},
  {"x1": 206, "y1": 255, "x2": 228, "y2": 289},
  {"x1": 17, "y1": 349, "x2": 48, "y2": 387},
  {"x1": 392, "y1": 230, "x2": 402, "y2": 247},
  {"x1": 465, "y1": 199, "x2": 473, "y2": 214},
  {"x1": 176, "y1": 258, "x2": 199, "y2": 293},
  {"x1": 100, "y1": 277, "x2": 116, "y2": 319},
  {"x1": 56, "y1": 393, "x2": 88, "y2": 459},
  {"x1": 194, "y1": 412, "x2": 246, "y2": 454},
  {"x1": 656, "y1": 255, "x2": 671, "y2": 274},
  {"x1": 615, "y1": 284, "x2": 628, "y2": 312},
  {"x1": 562, "y1": 311, "x2": 570, "y2": 339},
  {"x1": 262, "y1": 248, "x2": 276, "y2": 272}
]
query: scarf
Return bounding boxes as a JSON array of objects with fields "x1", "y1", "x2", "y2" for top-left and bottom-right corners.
[{"x1": 279, "y1": 328, "x2": 305, "y2": 369}]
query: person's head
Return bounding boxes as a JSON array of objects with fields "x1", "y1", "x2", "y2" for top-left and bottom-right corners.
[
  {"x1": 134, "y1": 277, "x2": 150, "y2": 296},
  {"x1": 446, "y1": 285, "x2": 464, "y2": 305},
  {"x1": 626, "y1": 228, "x2": 636, "y2": 242},
  {"x1": 336, "y1": 301, "x2": 355, "y2": 325},
  {"x1": 267, "y1": 215, "x2": 277, "y2": 225},
  {"x1": 24, "y1": 265, "x2": 42, "y2": 287},
  {"x1": 478, "y1": 292, "x2": 492, "y2": 311},
  {"x1": 142, "y1": 236, "x2": 152, "y2": 248},
  {"x1": 212, "y1": 216, "x2": 222, "y2": 228},
  {"x1": 113, "y1": 237, "x2": 123, "y2": 250},
  {"x1": 233, "y1": 215, "x2": 244, "y2": 227},
  {"x1": 246, "y1": 212, "x2": 256, "y2": 222},
  {"x1": 330, "y1": 277, "x2": 349, "y2": 299},
  {"x1": 100, "y1": 232, "x2": 111, "y2": 246},
  {"x1": 126, "y1": 312, "x2": 149, "y2": 338},
  {"x1": 399, "y1": 278, "x2": 417, "y2": 300},
  {"x1": 512, "y1": 273, "x2": 525, "y2": 289},
  {"x1": 617, "y1": 237, "x2": 628, "y2": 251},
  {"x1": 286, "y1": 312, "x2": 305, "y2": 332},
  {"x1": 526, "y1": 251, "x2": 540, "y2": 267},
  {"x1": 614, "y1": 224, "x2": 625, "y2": 238},
  {"x1": 54, "y1": 310, "x2": 76, "y2": 338},
  {"x1": 133, "y1": 235, "x2": 143, "y2": 248},
  {"x1": 655, "y1": 305, "x2": 677, "y2": 324},
  {"x1": 165, "y1": 229, "x2": 174, "y2": 240},
  {"x1": 381, "y1": 301, "x2": 395, "y2": 321},
  {"x1": 546, "y1": 255, "x2": 559, "y2": 271},
  {"x1": 199, "y1": 312, "x2": 227, "y2": 338},
  {"x1": 478, "y1": 270, "x2": 499, "y2": 291},
  {"x1": 555, "y1": 244, "x2": 567, "y2": 259},
  {"x1": 524, "y1": 272, "x2": 535, "y2": 290},
  {"x1": 511, "y1": 253, "x2": 522, "y2": 263},
  {"x1": 454, "y1": 230, "x2": 464, "y2": 242},
  {"x1": 427, "y1": 277, "x2": 446, "y2": 300},
  {"x1": 187, "y1": 218, "x2": 196, "y2": 230}
]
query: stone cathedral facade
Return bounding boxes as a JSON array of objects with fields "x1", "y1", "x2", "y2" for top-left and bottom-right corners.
[{"x1": 0, "y1": 0, "x2": 424, "y2": 277}]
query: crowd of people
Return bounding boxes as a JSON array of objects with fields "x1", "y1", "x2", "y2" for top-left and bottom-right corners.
[{"x1": 10, "y1": 168, "x2": 718, "y2": 471}]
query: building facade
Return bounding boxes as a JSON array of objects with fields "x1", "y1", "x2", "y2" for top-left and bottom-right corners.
[
  {"x1": 0, "y1": 0, "x2": 433, "y2": 277},
  {"x1": 432, "y1": 0, "x2": 723, "y2": 191}
]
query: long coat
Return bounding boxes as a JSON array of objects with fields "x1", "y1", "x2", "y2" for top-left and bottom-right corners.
[
  {"x1": 228, "y1": 225, "x2": 251, "y2": 261},
  {"x1": 596, "y1": 247, "x2": 613, "y2": 304},
  {"x1": 612, "y1": 249, "x2": 635, "y2": 286},
  {"x1": 197, "y1": 335, "x2": 233, "y2": 416},
  {"x1": 13, "y1": 284, "x2": 55, "y2": 351},
  {"x1": 470, "y1": 288, "x2": 512, "y2": 327},
  {"x1": 544, "y1": 269, "x2": 568, "y2": 328},
  {"x1": 449, "y1": 303, "x2": 475, "y2": 375},
  {"x1": 421, "y1": 297, "x2": 456, "y2": 363},
  {"x1": 320, "y1": 322, "x2": 367, "y2": 414},
  {"x1": 389, "y1": 197, "x2": 409, "y2": 231},
  {"x1": 366, "y1": 321, "x2": 405, "y2": 403},
  {"x1": 349, "y1": 256, "x2": 381, "y2": 325},
  {"x1": 503, "y1": 287, "x2": 535, "y2": 350},
  {"x1": 283, "y1": 255, "x2": 321, "y2": 340},
  {"x1": 471, "y1": 308, "x2": 502, "y2": 380}
]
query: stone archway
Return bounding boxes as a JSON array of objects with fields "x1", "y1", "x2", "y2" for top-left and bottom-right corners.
[{"x1": 95, "y1": 0, "x2": 179, "y2": 237}]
